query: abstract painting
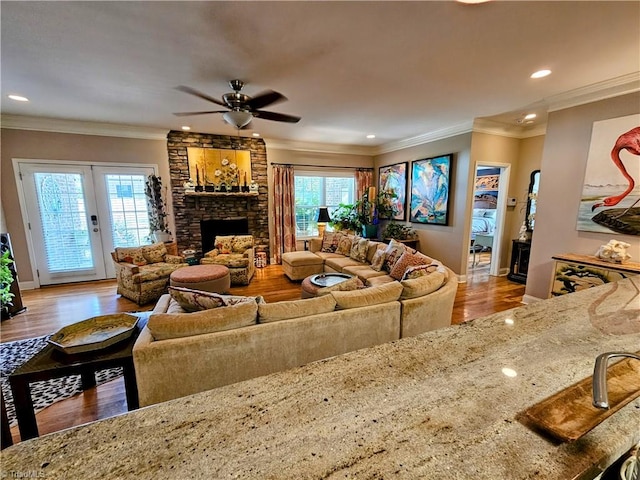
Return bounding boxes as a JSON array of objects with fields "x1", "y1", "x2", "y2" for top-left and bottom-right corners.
[
  {"x1": 578, "y1": 114, "x2": 640, "y2": 235},
  {"x1": 410, "y1": 154, "x2": 452, "y2": 225},
  {"x1": 378, "y1": 162, "x2": 408, "y2": 220}
]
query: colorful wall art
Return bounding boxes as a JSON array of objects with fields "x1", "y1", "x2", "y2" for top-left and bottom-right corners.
[
  {"x1": 378, "y1": 162, "x2": 408, "y2": 220},
  {"x1": 410, "y1": 154, "x2": 452, "y2": 225},
  {"x1": 579, "y1": 114, "x2": 640, "y2": 235}
]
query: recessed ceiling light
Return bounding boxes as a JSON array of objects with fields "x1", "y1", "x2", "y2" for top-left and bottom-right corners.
[
  {"x1": 366, "y1": 134, "x2": 376, "y2": 139},
  {"x1": 531, "y1": 69, "x2": 551, "y2": 79},
  {"x1": 524, "y1": 113, "x2": 536, "y2": 120},
  {"x1": 457, "y1": 0, "x2": 491, "y2": 3},
  {"x1": 8, "y1": 94, "x2": 29, "y2": 102},
  {"x1": 181, "y1": 126, "x2": 191, "y2": 131},
  {"x1": 252, "y1": 133, "x2": 260, "y2": 137}
]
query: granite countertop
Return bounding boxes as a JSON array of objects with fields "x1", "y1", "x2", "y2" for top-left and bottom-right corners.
[{"x1": 3, "y1": 277, "x2": 639, "y2": 479}]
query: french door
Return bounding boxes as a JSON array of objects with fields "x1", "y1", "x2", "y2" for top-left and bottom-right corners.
[{"x1": 18, "y1": 162, "x2": 155, "y2": 285}]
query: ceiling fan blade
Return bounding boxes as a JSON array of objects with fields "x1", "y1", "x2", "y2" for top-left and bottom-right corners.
[
  {"x1": 173, "y1": 110, "x2": 227, "y2": 117},
  {"x1": 254, "y1": 110, "x2": 301, "y2": 123},
  {"x1": 246, "y1": 90, "x2": 286, "y2": 110},
  {"x1": 175, "y1": 86, "x2": 227, "y2": 107}
]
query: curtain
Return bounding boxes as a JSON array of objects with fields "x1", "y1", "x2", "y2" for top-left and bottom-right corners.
[
  {"x1": 272, "y1": 164, "x2": 297, "y2": 264},
  {"x1": 355, "y1": 169, "x2": 373, "y2": 200}
]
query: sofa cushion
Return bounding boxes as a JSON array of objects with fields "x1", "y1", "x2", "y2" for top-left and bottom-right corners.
[
  {"x1": 331, "y1": 281, "x2": 403, "y2": 309},
  {"x1": 382, "y1": 239, "x2": 406, "y2": 272},
  {"x1": 141, "y1": 242, "x2": 167, "y2": 264},
  {"x1": 131, "y1": 263, "x2": 182, "y2": 283},
  {"x1": 202, "y1": 253, "x2": 250, "y2": 268},
  {"x1": 400, "y1": 272, "x2": 447, "y2": 299},
  {"x1": 389, "y1": 250, "x2": 433, "y2": 280},
  {"x1": 232, "y1": 235, "x2": 254, "y2": 253},
  {"x1": 342, "y1": 265, "x2": 388, "y2": 283},
  {"x1": 147, "y1": 300, "x2": 258, "y2": 340},
  {"x1": 349, "y1": 236, "x2": 370, "y2": 263},
  {"x1": 336, "y1": 235, "x2": 354, "y2": 256},
  {"x1": 321, "y1": 232, "x2": 342, "y2": 253},
  {"x1": 116, "y1": 247, "x2": 147, "y2": 266},
  {"x1": 324, "y1": 256, "x2": 365, "y2": 272},
  {"x1": 258, "y1": 295, "x2": 337, "y2": 323}
]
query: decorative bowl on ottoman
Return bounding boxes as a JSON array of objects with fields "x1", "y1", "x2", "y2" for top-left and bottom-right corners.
[{"x1": 48, "y1": 314, "x2": 140, "y2": 354}]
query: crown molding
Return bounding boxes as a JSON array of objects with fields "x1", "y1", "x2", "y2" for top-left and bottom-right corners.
[
  {"x1": 546, "y1": 72, "x2": 640, "y2": 113},
  {"x1": 473, "y1": 119, "x2": 546, "y2": 139},
  {"x1": 264, "y1": 138, "x2": 376, "y2": 156},
  {"x1": 374, "y1": 121, "x2": 474, "y2": 155},
  {"x1": 0, "y1": 115, "x2": 168, "y2": 140}
]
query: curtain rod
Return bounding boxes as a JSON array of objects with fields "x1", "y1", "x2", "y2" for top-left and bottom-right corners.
[{"x1": 270, "y1": 163, "x2": 373, "y2": 170}]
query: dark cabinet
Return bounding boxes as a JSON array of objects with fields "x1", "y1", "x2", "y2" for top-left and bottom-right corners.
[{"x1": 508, "y1": 240, "x2": 531, "y2": 284}]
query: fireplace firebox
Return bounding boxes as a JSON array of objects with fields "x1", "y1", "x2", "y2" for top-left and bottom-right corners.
[{"x1": 200, "y1": 217, "x2": 250, "y2": 254}]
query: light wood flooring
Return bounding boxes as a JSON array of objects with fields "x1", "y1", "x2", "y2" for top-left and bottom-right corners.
[{"x1": 2, "y1": 264, "x2": 524, "y2": 444}]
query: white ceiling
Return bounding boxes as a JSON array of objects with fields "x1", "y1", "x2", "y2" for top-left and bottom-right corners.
[{"x1": 1, "y1": 1, "x2": 639, "y2": 151}]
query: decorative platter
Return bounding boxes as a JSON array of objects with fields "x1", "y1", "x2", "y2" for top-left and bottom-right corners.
[
  {"x1": 310, "y1": 273, "x2": 352, "y2": 287},
  {"x1": 48, "y1": 314, "x2": 140, "y2": 355}
]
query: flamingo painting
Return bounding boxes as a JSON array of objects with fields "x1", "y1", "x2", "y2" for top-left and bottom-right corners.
[{"x1": 591, "y1": 126, "x2": 640, "y2": 213}]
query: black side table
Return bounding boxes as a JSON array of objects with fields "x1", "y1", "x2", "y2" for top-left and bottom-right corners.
[
  {"x1": 507, "y1": 239, "x2": 531, "y2": 284},
  {"x1": 9, "y1": 315, "x2": 147, "y2": 441}
]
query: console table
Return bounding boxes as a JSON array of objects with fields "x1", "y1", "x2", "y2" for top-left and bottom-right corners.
[{"x1": 549, "y1": 253, "x2": 640, "y2": 297}]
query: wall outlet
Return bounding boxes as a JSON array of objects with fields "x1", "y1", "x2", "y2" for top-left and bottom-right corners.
[{"x1": 507, "y1": 197, "x2": 517, "y2": 207}]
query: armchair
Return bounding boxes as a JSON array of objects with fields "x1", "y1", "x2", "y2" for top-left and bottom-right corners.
[
  {"x1": 200, "y1": 235, "x2": 255, "y2": 285},
  {"x1": 111, "y1": 242, "x2": 187, "y2": 305}
]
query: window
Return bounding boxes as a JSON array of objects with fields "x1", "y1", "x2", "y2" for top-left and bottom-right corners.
[{"x1": 294, "y1": 171, "x2": 355, "y2": 237}]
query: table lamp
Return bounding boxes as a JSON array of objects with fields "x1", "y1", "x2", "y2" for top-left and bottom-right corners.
[{"x1": 317, "y1": 207, "x2": 331, "y2": 237}]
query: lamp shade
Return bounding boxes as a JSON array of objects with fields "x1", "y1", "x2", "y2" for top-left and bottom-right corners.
[{"x1": 317, "y1": 207, "x2": 331, "y2": 223}]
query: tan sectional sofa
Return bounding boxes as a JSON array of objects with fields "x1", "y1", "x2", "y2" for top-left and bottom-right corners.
[{"x1": 133, "y1": 244, "x2": 458, "y2": 407}]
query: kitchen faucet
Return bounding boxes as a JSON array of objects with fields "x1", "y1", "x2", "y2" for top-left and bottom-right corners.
[{"x1": 592, "y1": 352, "x2": 640, "y2": 409}]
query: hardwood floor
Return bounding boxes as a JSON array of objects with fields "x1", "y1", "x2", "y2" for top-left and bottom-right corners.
[{"x1": 2, "y1": 264, "x2": 524, "y2": 444}]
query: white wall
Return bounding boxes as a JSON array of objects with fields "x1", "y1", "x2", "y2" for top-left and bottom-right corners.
[{"x1": 526, "y1": 92, "x2": 640, "y2": 300}]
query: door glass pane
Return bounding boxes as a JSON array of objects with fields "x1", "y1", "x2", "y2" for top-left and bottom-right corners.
[
  {"x1": 105, "y1": 174, "x2": 151, "y2": 247},
  {"x1": 34, "y1": 173, "x2": 94, "y2": 273}
]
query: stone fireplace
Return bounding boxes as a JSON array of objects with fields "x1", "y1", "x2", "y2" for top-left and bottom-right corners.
[{"x1": 167, "y1": 130, "x2": 268, "y2": 255}]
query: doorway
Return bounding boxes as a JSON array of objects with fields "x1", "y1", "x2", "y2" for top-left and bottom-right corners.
[
  {"x1": 468, "y1": 163, "x2": 510, "y2": 277},
  {"x1": 15, "y1": 160, "x2": 156, "y2": 286}
]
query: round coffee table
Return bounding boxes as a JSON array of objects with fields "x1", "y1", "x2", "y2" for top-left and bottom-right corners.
[
  {"x1": 170, "y1": 264, "x2": 231, "y2": 293},
  {"x1": 301, "y1": 273, "x2": 354, "y2": 299}
]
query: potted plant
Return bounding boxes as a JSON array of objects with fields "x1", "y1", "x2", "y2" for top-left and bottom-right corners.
[
  {"x1": 1, "y1": 250, "x2": 15, "y2": 319},
  {"x1": 145, "y1": 175, "x2": 172, "y2": 243},
  {"x1": 329, "y1": 203, "x2": 360, "y2": 233},
  {"x1": 355, "y1": 189, "x2": 398, "y2": 239},
  {"x1": 382, "y1": 222, "x2": 416, "y2": 241}
]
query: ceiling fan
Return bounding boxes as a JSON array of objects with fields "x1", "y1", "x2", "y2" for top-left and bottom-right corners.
[{"x1": 174, "y1": 80, "x2": 301, "y2": 129}]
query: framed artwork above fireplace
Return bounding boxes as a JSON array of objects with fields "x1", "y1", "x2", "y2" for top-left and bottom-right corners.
[{"x1": 187, "y1": 147, "x2": 252, "y2": 190}]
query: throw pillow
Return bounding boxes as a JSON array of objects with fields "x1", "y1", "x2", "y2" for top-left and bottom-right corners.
[
  {"x1": 258, "y1": 295, "x2": 337, "y2": 323},
  {"x1": 331, "y1": 281, "x2": 403, "y2": 309},
  {"x1": 215, "y1": 236, "x2": 234, "y2": 254},
  {"x1": 169, "y1": 286, "x2": 226, "y2": 312},
  {"x1": 141, "y1": 242, "x2": 167, "y2": 264},
  {"x1": 335, "y1": 234, "x2": 354, "y2": 256},
  {"x1": 147, "y1": 301, "x2": 258, "y2": 341},
  {"x1": 349, "y1": 236, "x2": 370, "y2": 263},
  {"x1": 382, "y1": 239, "x2": 406, "y2": 273},
  {"x1": 316, "y1": 276, "x2": 364, "y2": 296},
  {"x1": 115, "y1": 247, "x2": 147, "y2": 266},
  {"x1": 402, "y1": 261, "x2": 448, "y2": 280},
  {"x1": 389, "y1": 250, "x2": 433, "y2": 280},
  {"x1": 370, "y1": 247, "x2": 386, "y2": 272},
  {"x1": 321, "y1": 232, "x2": 342, "y2": 253}
]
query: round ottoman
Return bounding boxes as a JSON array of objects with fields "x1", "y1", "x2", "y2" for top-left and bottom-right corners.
[{"x1": 170, "y1": 265, "x2": 231, "y2": 293}]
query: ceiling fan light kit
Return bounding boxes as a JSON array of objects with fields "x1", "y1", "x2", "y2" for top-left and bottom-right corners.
[
  {"x1": 175, "y1": 80, "x2": 301, "y2": 130},
  {"x1": 223, "y1": 111, "x2": 253, "y2": 129}
]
